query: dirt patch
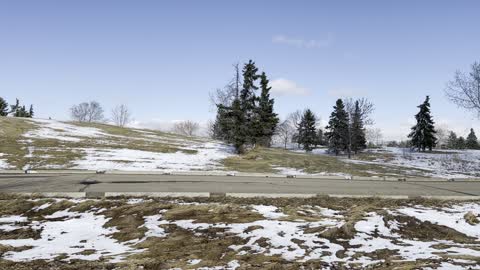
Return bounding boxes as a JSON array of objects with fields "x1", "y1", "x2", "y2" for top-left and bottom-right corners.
[
  {"x1": 163, "y1": 204, "x2": 264, "y2": 224},
  {"x1": 102, "y1": 201, "x2": 172, "y2": 242},
  {"x1": 386, "y1": 214, "x2": 476, "y2": 244}
]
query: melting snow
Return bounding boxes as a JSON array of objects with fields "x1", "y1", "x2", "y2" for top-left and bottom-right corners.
[
  {"x1": 251, "y1": 205, "x2": 287, "y2": 219},
  {"x1": 73, "y1": 142, "x2": 234, "y2": 172},
  {"x1": 0, "y1": 211, "x2": 138, "y2": 262},
  {"x1": 24, "y1": 119, "x2": 108, "y2": 142}
]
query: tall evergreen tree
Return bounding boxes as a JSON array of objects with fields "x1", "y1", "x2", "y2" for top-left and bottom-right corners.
[
  {"x1": 255, "y1": 72, "x2": 279, "y2": 146},
  {"x1": 297, "y1": 109, "x2": 317, "y2": 152},
  {"x1": 0, "y1": 97, "x2": 8, "y2": 116},
  {"x1": 229, "y1": 98, "x2": 248, "y2": 153},
  {"x1": 315, "y1": 129, "x2": 324, "y2": 147},
  {"x1": 325, "y1": 99, "x2": 350, "y2": 155},
  {"x1": 408, "y1": 96, "x2": 437, "y2": 151},
  {"x1": 446, "y1": 131, "x2": 458, "y2": 149},
  {"x1": 457, "y1": 136, "x2": 466, "y2": 149},
  {"x1": 10, "y1": 99, "x2": 19, "y2": 116},
  {"x1": 28, "y1": 105, "x2": 34, "y2": 118},
  {"x1": 350, "y1": 100, "x2": 367, "y2": 154},
  {"x1": 466, "y1": 128, "x2": 479, "y2": 149},
  {"x1": 239, "y1": 60, "x2": 259, "y2": 145}
]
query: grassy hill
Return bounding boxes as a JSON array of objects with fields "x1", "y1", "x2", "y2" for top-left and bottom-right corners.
[
  {"x1": 1, "y1": 116, "x2": 478, "y2": 178},
  {"x1": 0, "y1": 117, "x2": 231, "y2": 172}
]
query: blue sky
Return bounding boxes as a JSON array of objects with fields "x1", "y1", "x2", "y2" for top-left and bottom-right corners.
[{"x1": 1, "y1": 0, "x2": 479, "y2": 140}]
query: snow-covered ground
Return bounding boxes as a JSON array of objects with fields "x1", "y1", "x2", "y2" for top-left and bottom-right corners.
[
  {"x1": 1, "y1": 198, "x2": 479, "y2": 269},
  {"x1": 24, "y1": 118, "x2": 110, "y2": 142},
  {"x1": 4, "y1": 118, "x2": 236, "y2": 172},
  {"x1": 357, "y1": 147, "x2": 480, "y2": 178},
  {"x1": 0, "y1": 153, "x2": 11, "y2": 169},
  {"x1": 73, "y1": 142, "x2": 234, "y2": 172},
  {"x1": 295, "y1": 146, "x2": 480, "y2": 178}
]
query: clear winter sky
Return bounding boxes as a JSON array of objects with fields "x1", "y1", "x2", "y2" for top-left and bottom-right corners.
[{"x1": 1, "y1": 1, "x2": 479, "y2": 140}]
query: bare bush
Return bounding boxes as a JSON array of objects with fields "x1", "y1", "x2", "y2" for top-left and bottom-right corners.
[
  {"x1": 173, "y1": 120, "x2": 200, "y2": 136},
  {"x1": 70, "y1": 101, "x2": 104, "y2": 122},
  {"x1": 111, "y1": 104, "x2": 132, "y2": 127}
]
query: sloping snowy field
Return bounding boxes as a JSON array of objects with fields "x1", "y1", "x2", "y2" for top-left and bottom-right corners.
[
  {"x1": 0, "y1": 197, "x2": 479, "y2": 269},
  {"x1": 2, "y1": 118, "x2": 235, "y2": 172},
  {"x1": 353, "y1": 147, "x2": 480, "y2": 178}
]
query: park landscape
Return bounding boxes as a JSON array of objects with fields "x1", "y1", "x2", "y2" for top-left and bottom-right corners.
[{"x1": 1, "y1": 1, "x2": 480, "y2": 270}]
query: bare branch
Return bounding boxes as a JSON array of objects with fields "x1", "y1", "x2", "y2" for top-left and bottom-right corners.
[
  {"x1": 70, "y1": 101, "x2": 105, "y2": 123},
  {"x1": 111, "y1": 104, "x2": 132, "y2": 127},
  {"x1": 173, "y1": 120, "x2": 200, "y2": 137},
  {"x1": 445, "y1": 61, "x2": 480, "y2": 117},
  {"x1": 344, "y1": 97, "x2": 375, "y2": 125}
]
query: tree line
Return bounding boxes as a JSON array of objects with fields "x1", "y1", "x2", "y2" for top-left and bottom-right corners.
[
  {"x1": 0, "y1": 97, "x2": 34, "y2": 118},
  {"x1": 445, "y1": 129, "x2": 479, "y2": 150},
  {"x1": 210, "y1": 60, "x2": 480, "y2": 155},
  {"x1": 211, "y1": 60, "x2": 279, "y2": 153},
  {"x1": 210, "y1": 60, "x2": 374, "y2": 156},
  {"x1": 70, "y1": 101, "x2": 133, "y2": 128}
]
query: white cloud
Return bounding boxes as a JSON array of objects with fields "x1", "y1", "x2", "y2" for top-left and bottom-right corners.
[
  {"x1": 272, "y1": 34, "x2": 333, "y2": 49},
  {"x1": 270, "y1": 79, "x2": 310, "y2": 96}
]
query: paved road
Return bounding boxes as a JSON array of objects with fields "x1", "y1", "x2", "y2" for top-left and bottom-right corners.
[{"x1": 1, "y1": 173, "x2": 480, "y2": 197}]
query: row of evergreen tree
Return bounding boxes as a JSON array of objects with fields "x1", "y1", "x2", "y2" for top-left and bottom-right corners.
[
  {"x1": 212, "y1": 60, "x2": 279, "y2": 153},
  {"x1": 446, "y1": 129, "x2": 479, "y2": 149},
  {"x1": 0, "y1": 97, "x2": 34, "y2": 118},
  {"x1": 295, "y1": 99, "x2": 367, "y2": 156}
]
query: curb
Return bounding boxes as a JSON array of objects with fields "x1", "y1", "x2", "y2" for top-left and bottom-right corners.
[
  {"x1": 6, "y1": 192, "x2": 479, "y2": 200},
  {"x1": 1, "y1": 170, "x2": 479, "y2": 182}
]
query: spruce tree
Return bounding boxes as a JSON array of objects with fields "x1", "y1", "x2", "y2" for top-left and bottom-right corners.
[
  {"x1": 230, "y1": 98, "x2": 247, "y2": 153},
  {"x1": 446, "y1": 131, "x2": 458, "y2": 149},
  {"x1": 297, "y1": 109, "x2": 317, "y2": 152},
  {"x1": 325, "y1": 99, "x2": 350, "y2": 155},
  {"x1": 239, "y1": 60, "x2": 259, "y2": 145},
  {"x1": 28, "y1": 105, "x2": 34, "y2": 118},
  {"x1": 316, "y1": 129, "x2": 324, "y2": 147},
  {"x1": 350, "y1": 100, "x2": 367, "y2": 154},
  {"x1": 408, "y1": 96, "x2": 437, "y2": 151},
  {"x1": 466, "y1": 128, "x2": 479, "y2": 149},
  {"x1": 0, "y1": 97, "x2": 8, "y2": 116},
  {"x1": 10, "y1": 99, "x2": 19, "y2": 116},
  {"x1": 255, "y1": 72, "x2": 279, "y2": 147},
  {"x1": 457, "y1": 136, "x2": 466, "y2": 149}
]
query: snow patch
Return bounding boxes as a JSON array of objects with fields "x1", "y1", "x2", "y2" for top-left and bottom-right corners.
[{"x1": 0, "y1": 211, "x2": 139, "y2": 262}]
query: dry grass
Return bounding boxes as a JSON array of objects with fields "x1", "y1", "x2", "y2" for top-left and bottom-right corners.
[
  {"x1": 0, "y1": 195, "x2": 479, "y2": 270},
  {"x1": 222, "y1": 147, "x2": 427, "y2": 177},
  {"x1": 465, "y1": 211, "x2": 480, "y2": 225},
  {"x1": 0, "y1": 117, "x2": 204, "y2": 170},
  {"x1": 163, "y1": 204, "x2": 264, "y2": 223}
]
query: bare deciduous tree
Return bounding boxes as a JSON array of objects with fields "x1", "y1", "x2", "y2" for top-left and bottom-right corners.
[
  {"x1": 435, "y1": 124, "x2": 450, "y2": 147},
  {"x1": 366, "y1": 128, "x2": 383, "y2": 147},
  {"x1": 209, "y1": 63, "x2": 242, "y2": 110},
  {"x1": 70, "y1": 101, "x2": 105, "y2": 123},
  {"x1": 111, "y1": 104, "x2": 132, "y2": 127},
  {"x1": 275, "y1": 119, "x2": 296, "y2": 149},
  {"x1": 286, "y1": 110, "x2": 302, "y2": 129},
  {"x1": 344, "y1": 97, "x2": 375, "y2": 125},
  {"x1": 173, "y1": 120, "x2": 200, "y2": 136},
  {"x1": 445, "y1": 61, "x2": 480, "y2": 117}
]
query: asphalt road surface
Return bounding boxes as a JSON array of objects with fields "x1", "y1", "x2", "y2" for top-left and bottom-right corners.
[{"x1": 1, "y1": 173, "x2": 480, "y2": 197}]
